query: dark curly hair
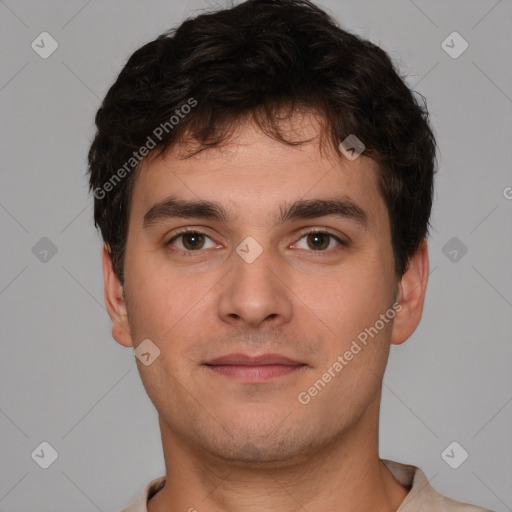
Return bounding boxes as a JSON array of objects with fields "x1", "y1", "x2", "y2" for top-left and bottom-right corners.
[{"x1": 88, "y1": 0, "x2": 436, "y2": 284}]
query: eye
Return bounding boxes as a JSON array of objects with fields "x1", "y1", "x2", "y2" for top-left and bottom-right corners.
[
  {"x1": 166, "y1": 228, "x2": 347, "y2": 254},
  {"x1": 293, "y1": 230, "x2": 345, "y2": 252},
  {"x1": 166, "y1": 230, "x2": 218, "y2": 251}
]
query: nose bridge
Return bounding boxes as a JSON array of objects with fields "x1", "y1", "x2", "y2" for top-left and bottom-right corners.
[{"x1": 218, "y1": 235, "x2": 292, "y2": 327}]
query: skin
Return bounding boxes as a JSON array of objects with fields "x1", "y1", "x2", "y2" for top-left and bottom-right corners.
[{"x1": 103, "y1": 112, "x2": 429, "y2": 512}]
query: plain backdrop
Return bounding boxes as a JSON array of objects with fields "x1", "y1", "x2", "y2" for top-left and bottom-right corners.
[{"x1": 1, "y1": 1, "x2": 511, "y2": 511}]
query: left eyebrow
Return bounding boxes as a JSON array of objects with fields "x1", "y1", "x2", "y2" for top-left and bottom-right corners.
[
  {"x1": 277, "y1": 196, "x2": 369, "y2": 229},
  {"x1": 142, "y1": 195, "x2": 369, "y2": 230}
]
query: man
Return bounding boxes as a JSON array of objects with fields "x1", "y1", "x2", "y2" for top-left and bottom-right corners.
[{"x1": 88, "y1": 0, "x2": 493, "y2": 510}]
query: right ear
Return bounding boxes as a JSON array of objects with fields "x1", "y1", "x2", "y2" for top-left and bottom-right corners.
[{"x1": 102, "y1": 244, "x2": 133, "y2": 347}]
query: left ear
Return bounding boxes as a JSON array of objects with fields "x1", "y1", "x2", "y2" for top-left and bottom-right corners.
[{"x1": 390, "y1": 238, "x2": 429, "y2": 346}]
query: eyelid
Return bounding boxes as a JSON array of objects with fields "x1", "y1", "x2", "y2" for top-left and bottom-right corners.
[{"x1": 295, "y1": 227, "x2": 348, "y2": 243}]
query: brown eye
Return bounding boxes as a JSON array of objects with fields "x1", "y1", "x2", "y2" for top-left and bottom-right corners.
[
  {"x1": 181, "y1": 232, "x2": 205, "y2": 250},
  {"x1": 167, "y1": 230, "x2": 216, "y2": 252},
  {"x1": 306, "y1": 232, "x2": 330, "y2": 250},
  {"x1": 294, "y1": 231, "x2": 344, "y2": 252}
]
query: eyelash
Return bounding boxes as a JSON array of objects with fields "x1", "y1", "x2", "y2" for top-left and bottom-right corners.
[{"x1": 165, "y1": 228, "x2": 347, "y2": 255}]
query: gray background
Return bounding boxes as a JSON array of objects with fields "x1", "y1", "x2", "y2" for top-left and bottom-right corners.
[{"x1": 1, "y1": 0, "x2": 511, "y2": 511}]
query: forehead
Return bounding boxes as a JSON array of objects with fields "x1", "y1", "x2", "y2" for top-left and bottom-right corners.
[{"x1": 131, "y1": 115, "x2": 388, "y2": 231}]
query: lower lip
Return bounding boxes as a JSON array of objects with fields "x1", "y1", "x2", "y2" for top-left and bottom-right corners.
[{"x1": 205, "y1": 364, "x2": 306, "y2": 382}]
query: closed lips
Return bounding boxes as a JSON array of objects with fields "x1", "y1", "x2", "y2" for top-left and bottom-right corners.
[{"x1": 204, "y1": 353, "x2": 305, "y2": 366}]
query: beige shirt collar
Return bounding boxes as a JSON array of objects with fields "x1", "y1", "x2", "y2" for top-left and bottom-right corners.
[{"x1": 121, "y1": 459, "x2": 492, "y2": 512}]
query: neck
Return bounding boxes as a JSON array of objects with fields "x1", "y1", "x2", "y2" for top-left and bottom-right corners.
[{"x1": 148, "y1": 395, "x2": 409, "y2": 512}]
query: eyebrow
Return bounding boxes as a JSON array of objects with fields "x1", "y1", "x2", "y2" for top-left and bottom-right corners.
[{"x1": 142, "y1": 195, "x2": 369, "y2": 230}]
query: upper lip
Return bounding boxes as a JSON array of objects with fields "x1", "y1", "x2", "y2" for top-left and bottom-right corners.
[{"x1": 205, "y1": 353, "x2": 305, "y2": 366}]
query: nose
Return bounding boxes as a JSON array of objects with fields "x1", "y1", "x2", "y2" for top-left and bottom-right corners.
[{"x1": 217, "y1": 240, "x2": 293, "y2": 330}]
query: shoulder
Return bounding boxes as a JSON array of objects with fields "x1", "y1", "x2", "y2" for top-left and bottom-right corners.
[
  {"x1": 381, "y1": 459, "x2": 494, "y2": 512},
  {"x1": 120, "y1": 476, "x2": 166, "y2": 512}
]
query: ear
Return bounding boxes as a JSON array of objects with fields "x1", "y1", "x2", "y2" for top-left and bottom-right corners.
[
  {"x1": 390, "y1": 238, "x2": 429, "y2": 346},
  {"x1": 102, "y1": 244, "x2": 133, "y2": 347}
]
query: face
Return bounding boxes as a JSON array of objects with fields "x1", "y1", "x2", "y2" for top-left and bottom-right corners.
[{"x1": 104, "y1": 112, "x2": 427, "y2": 467}]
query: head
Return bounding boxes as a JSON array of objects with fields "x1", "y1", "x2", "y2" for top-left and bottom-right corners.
[{"x1": 88, "y1": 0, "x2": 435, "y2": 465}]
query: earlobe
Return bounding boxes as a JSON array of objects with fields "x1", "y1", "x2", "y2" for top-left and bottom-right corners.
[
  {"x1": 102, "y1": 244, "x2": 133, "y2": 348},
  {"x1": 390, "y1": 239, "x2": 429, "y2": 346}
]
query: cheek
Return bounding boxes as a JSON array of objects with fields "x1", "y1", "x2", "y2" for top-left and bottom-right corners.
[
  {"x1": 124, "y1": 257, "x2": 212, "y2": 360},
  {"x1": 321, "y1": 265, "x2": 392, "y2": 328},
  {"x1": 310, "y1": 264, "x2": 396, "y2": 388}
]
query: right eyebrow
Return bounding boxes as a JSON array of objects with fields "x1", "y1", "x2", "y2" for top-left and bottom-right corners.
[{"x1": 143, "y1": 196, "x2": 232, "y2": 229}]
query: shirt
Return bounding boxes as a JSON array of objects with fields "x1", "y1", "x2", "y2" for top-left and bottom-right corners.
[{"x1": 121, "y1": 459, "x2": 493, "y2": 511}]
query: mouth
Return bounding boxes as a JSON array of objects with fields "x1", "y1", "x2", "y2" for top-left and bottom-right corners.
[{"x1": 203, "y1": 353, "x2": 308, "y2": 382}]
